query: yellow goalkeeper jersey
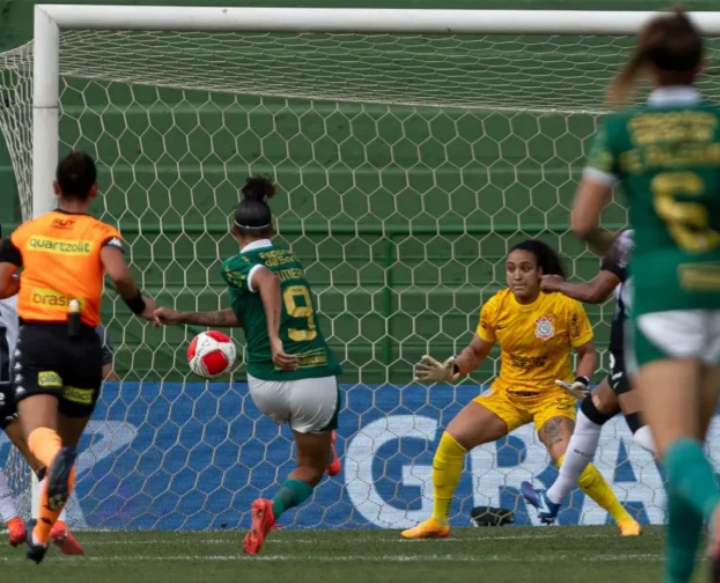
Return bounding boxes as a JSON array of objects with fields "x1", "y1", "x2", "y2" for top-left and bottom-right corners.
[{"x1": 476, "y1": 289, "x2": 593, "y2": 394}]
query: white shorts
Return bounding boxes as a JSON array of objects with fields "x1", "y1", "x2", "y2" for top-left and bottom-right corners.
[
  {"x1": 247, "y1": 374, "x2": 339, "y2": 434},
  {"x1": 629, "y1": 309, "x2": 720, "y2": 369}
]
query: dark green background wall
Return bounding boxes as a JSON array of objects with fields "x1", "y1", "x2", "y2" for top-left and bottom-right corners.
[{"x1": 0, "y1": 0, "x2": 716, "y2": 383}]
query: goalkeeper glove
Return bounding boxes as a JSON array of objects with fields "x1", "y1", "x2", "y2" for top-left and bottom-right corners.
[
  {"x1": 414, "y1": 355, "x2": 460, "y2": 383},
  {"x1": 555, "y1": 376, "x2": 591, "y2": 400}
]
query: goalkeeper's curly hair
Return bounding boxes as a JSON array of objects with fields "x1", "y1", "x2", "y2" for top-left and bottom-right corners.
[{"x1": 510, "y1": 239, "x2": 566, "y2": 279}]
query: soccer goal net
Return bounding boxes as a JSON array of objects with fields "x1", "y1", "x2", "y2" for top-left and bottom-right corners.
[{"x1": 1, "y1": 6, "x2": 720, "y2": 530}]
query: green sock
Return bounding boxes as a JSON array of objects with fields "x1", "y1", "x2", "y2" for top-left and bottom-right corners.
[
  {"x1": 271, "y1": 479, "x2": 314, "y2": 520},
  {"x1": 664, "y1": 483, "x2": 703, "y2": 583},
  {"x1": 665, "y1": 437, "x2": 720, "y2": 520}
]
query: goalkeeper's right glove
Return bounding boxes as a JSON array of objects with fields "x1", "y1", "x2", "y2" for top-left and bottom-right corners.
[
  {"x1": 414, "y1": 355, "x2": 460, "y2": 384},
  {"x1": 555, "y1": 376, "x2": 591, "y2": 400}
]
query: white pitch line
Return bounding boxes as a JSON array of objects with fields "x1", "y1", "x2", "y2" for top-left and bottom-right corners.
[
  {"x1": 0, "y1": 553, "x2": 662, "y2": 563},
  {"x1": 79, "y1": 531, "x2": 616, "y2": 546}
]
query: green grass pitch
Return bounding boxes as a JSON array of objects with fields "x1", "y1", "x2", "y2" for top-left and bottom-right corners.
[{"x1": 0, "y1": 526, "x2": 708, "y2": 583}]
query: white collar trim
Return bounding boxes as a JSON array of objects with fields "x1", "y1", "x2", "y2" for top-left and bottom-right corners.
[
  {"x1": 241, "y1": 238, "x2": 273, "y2": 253},
  {"x1": 647, "y1": 86, "x2": 701, "y2": 106}
]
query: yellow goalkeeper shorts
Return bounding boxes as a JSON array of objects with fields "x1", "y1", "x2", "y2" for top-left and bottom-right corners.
[{"x1": 473, "y1": 385, "x2": 577, "y2": 432}]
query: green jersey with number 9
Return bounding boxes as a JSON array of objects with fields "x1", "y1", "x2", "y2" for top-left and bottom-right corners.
[
  {"x1": 221, "y1": 241, "x2": 342, "y2": 381},
  {"x1": 585, "y1": 88, "x2": 720, "y2": 317}
]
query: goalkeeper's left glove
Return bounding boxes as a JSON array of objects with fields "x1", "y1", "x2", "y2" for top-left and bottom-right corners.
[{"x1": 555, "y1": 376, "x2": 591, "y2": 400}]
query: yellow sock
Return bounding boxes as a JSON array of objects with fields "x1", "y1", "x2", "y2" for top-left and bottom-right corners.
[
  {"x1": 556, "y1": 454, "x2": 631, "y2": 524},
  {"x1": 432, "y1": 432, "x2": 466, "y2": 525}
]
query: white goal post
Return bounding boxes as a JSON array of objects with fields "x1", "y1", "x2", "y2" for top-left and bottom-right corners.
[{"x1": 4, "y1": 5, "x2": 720, "y2": 530}]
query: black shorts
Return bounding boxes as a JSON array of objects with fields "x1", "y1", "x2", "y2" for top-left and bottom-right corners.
[
  {"x1": 0, "y1": 325, "x2": 17, "y2": 430},
  {"x1": 13, "y1": 323, "x2": 103, "y2": 418},
  {"x1": 607, "y1": 349, "x2": 630, "y2": 395}
]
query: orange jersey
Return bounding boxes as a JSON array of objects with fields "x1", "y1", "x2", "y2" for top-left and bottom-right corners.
[
  {"x1": 476, "y1": 289, "x2": 594, "y2": 393},
  {"x1": 8, "y1": 211, "x2": 122, "y2": 326}
]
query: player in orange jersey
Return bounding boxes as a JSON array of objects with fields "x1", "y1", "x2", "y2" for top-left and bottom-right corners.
[
  {"x1": 401, "y1": 239, "x2": 639, "y2": 539},
  {"x1": 0, "y1": 151, "x2": 155, "y2": 563}
]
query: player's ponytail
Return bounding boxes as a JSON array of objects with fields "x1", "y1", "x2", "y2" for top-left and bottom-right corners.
[
  {"x1": 233, "y1": 176, "x2": 275, "y2": 236},
  {"x1": 241, "y1": 176, "x2": 276, "y2": 202},
  {"x1": 608, "y1": 5, "x2": 703, "y2": 105},
  {"x1": 511, "y1": 239, "x2": 567, "y2": 279}
]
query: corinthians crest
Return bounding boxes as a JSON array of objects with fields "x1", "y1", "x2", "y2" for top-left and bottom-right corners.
[{"x1": 535, "y1": 316, "x2": 555, "y2": 340}]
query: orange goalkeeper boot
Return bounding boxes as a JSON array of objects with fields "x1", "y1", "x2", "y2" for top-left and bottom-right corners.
[{"x1": 401, "y1": 517, "x2": 450, "y2": 540}]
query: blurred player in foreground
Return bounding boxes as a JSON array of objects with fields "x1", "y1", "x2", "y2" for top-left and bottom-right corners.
[
  {"x1": 522, "y1": 230, "x2": 655, "y2": 522},
  {"x1": 571, "y1": 8, "x2": 720, "y2": 582},
  {"x1": 402, "y1": 240, "x2": 639, "y2": 539},
  {"x1": 0, "y1": 151, "x2": 155, "y2": 563},
  {"x1": 154, "y1": 177, "x2": 342, "y2": 555}
]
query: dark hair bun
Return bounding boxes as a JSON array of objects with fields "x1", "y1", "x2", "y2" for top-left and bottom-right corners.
[{"x1": 241, "y1": 176, "x2": 275, "y2": 201}]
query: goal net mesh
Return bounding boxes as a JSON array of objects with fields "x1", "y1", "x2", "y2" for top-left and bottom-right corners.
[{"x1": 2, "y1": 28, "x2": 718, "y2": 529}]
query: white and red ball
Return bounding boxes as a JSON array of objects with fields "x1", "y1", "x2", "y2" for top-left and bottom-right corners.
[{"x1": 187, "y1": 330, "x2": 237, "y2": 378}]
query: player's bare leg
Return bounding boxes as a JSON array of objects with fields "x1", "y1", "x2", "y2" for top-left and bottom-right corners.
[
  {"x1": 3, "y1": 418, "x2": 84, "y2": 554},
  {"x1": 524, "y1": 381, "x2": 617, "y2": 522},
  {"x1": 401, "y1": 402, "x2": 508, "y2": 539},
  {"x1": 538, "y1": 415, "x2": 639, "y2": 535},
  {"x1": 18, "y1": 397, "x2": 85, "y2": 563},
  {"x1": 244, "y1": 430, "x2": 330, "y2": 555},
  {"x1": 524, "y1": 379, "x2": 652, "y2": 532},
  {"x1": 652, "y1": 361, "x2": 720, "y2": 583},
  {"x1": 42, "y1": 414, "x2": 90, "y2": 556},
  {"x1": 325, "y1": 430, "x2": 341, "y2": 477}
]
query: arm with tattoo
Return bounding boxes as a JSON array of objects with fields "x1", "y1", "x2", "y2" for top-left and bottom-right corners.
[{"x1": 155, "y1": 307, "x2": 242, "y2": 328}]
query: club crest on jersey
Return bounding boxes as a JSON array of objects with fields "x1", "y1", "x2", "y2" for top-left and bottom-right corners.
[{"x1": 535, "y1": 316, "x2": 555, "y2": 340}]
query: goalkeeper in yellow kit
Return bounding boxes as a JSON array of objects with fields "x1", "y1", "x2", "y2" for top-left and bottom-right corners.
[{"x1": 402, "y1": 239, "x2": 640, "y2": 539}]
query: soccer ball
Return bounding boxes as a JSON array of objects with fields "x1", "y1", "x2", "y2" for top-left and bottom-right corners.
[{"x1": 187, "y1": 331, "x2": 237, "y2": 378}]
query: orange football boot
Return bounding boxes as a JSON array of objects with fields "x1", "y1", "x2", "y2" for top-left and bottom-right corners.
[
  {"x1": 6, "y1": 517, "x2": 25, "y2": 547},
  {"x1": 50, "y1": 520, "x2": 85, "y2": 555},
  {"x1": 243, "y1": 499, "x2": 275, "y2": 555}
]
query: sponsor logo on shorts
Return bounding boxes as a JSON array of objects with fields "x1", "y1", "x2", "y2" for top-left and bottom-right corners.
[
  {"x1": 534, "y1": 316, "x2": 555, "y2": 340},
  {"x1": 30, "y1": 288, "x2": 86, "y2": 311},
  {"x1": 38, "y1": 371, "x2": 62, "y2": 388},
  {"x1": 62, "y1": 386, "x2": 94, "y2": 405},
  {"x1": 27, "y1": 236, "x2": 92, "y2": 256}
]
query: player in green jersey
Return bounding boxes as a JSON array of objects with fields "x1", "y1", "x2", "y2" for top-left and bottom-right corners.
[
  {"x1": 154, "y1": 177, "x2": 342, "y2": 555},
  {"x1": 571, "y1": 8, "x2": 720, "y2": 583}
]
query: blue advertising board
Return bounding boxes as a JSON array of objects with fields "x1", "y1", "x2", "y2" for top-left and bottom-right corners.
[{"x1": 0, "y1": 382, "x2": 674, "y2": 530}]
